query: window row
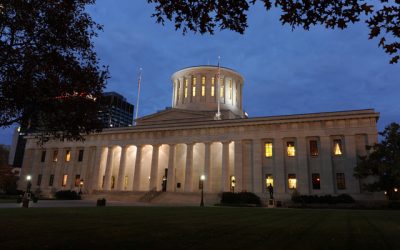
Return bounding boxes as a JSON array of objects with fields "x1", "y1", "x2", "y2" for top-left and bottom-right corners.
[
  {"x1": 36, "y1": 174, "x2": 83, "y2": 188},
  {"x1": 177, "y1": 77, "x2": 238, "y2": 100},
  {"x1": 265, "y1": 173, "x2": 346, "y2": 190},
  {"x1": 264, "y1": 139, "x2": 343, "y2": 158},
  {"x1": 40, "y1": 149, "x2": 84, "y2": 163}
]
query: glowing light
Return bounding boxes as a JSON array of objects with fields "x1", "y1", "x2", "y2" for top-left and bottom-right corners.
[
  {"x1": 200, "y1": 174, "x2": 206, "y2": 181},
  {"x1": 26, "y1": 175, "x2": 31, "y2": 181},
  {"x1": 334, "y1": 139, "x2": 343, "y2": 155},
  {"x1": 287, "y1": 142, "x2": 295, "y2": 156},
  {"x1": 265, "y1": 142, "x2": 273, "y2": 157},
  {"x1": 395, "y1": 188, "x2": 398, "y2": 192}
]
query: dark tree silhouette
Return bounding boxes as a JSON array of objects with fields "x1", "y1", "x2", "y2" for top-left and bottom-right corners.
[
  {"x1": 355, "y1": 123, "x2": 400, "y2": 200},
  {"x1": 0, "y1": 0, "x2": 108, "y2": 141},
  {"x1": 0, "y1": 145, "x2": 18, "y2": 194},
  {"x1": 148, "y1": 0, "x2": 399, "y2": 64}
]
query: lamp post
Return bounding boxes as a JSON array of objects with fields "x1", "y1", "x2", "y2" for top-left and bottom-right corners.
[
  {"x1": 200, "y1": 174, "x2": 205, "y2": 207},
  {"x1": 26, "y1": 175, "x2": 32, "y2": 193},
  {"x1": 79, "y1": 180, "x2": 84, "y2": 195}
]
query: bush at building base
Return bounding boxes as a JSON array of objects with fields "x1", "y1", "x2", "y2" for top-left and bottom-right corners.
[
  {"x1": 291, "y1": 193, "x2": 355, "y2": 204},
  {"x1": 55, "y1": 190, "x2": 81, "y2": 200},
  {"x1": 220, "y1": 192, "x2": 261, "y2": 206}
]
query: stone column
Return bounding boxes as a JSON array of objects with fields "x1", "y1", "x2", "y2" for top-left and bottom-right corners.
[
  {"x1": 297, "y1": 137, "x2": 309, "y2": 195},
  {"x1": 91, "y1": 146, "x2": 105, "y2": 191},
  {"x1": 252, "y1": 139, "x2": 262, "y2": 194},
  {"x1": 79, "y1": 147, "x2": 91, "y2": 193},
  {"x1": 103, "y1": 146, "x2": 115, "y2": 191},
  {"x1": 132, "y1": 145, "x2": 143, "y2": 191},
  {"x1": 345, "y1": 135, "x2": 359, "y2": 193},
  {"x1": 54, "y1": 148, "x2": 65, "y2": 189},
  {"x1": 184, "y1": 143, "x2": 194, "y2": 192},
  {"x1": 66, "y1": 148, "x2": 77, "y2": 189},
  {"x1": 204, "y1": 142, "x2": 212, "y2": 192},
  {"x1": 149, "y1": 144, "x2": 160, "y2": 190},
  {"x1": 117, "y1": 145, "x2": 129, "y2": 190},
  {"x1": 167, "y1": 144, "x2": 176, "y2": 192},
  {"x1": 273, "y1": 138, "x2": 285, "y2": 194},
  {"x1": 320, "y1": 136, "x2": 334, "y2": 194},
  {"x1": 234, "y1": 140, "x2": 243, "y2": 192},
  {"x1": 221, "y1": 141, "x2": 230, "y2": 192}
]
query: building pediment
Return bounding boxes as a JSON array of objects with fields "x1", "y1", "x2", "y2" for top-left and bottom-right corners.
[{"x1": 136, "y1": 108, "x2": 213, "y2": 125}]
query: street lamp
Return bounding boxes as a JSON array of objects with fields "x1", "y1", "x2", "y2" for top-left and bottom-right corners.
[
  {"x1": 26, "y1": 175, "x2": 32, "y2": 193},
  {"x1": 79, "y1": 180, "x2": 84, "y2": 195},
  {"x1": 200, "y1": 174, "x2": 206, "y2": 207}
]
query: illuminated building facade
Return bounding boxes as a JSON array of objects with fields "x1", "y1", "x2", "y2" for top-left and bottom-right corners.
[{"x1": 18, "y1": 66, "x2": 379, "y2": 200}]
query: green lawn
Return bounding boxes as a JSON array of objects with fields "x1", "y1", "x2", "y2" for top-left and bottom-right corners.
[{"x1": 1, "y1": 207, "x2": 399, "y2": 250}]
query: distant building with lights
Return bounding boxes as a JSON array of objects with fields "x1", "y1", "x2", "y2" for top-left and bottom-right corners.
[
  {"x1": 98, "y1": 92, "x2": 134, "y2": 128},
  {"x1": 18, "y1": 66, "x2": 380, "y2": 201}
]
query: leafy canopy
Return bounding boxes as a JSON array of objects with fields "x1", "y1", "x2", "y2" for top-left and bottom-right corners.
[
  {"x1": 0, "y1": 0, "x2": 108, "y2": 141},
  {"x1": 148, "y1": 0, "x2": 400, "y2": 64},
  {"x1": 355, "y1": 123, "x2": 400, "y2": 200}
]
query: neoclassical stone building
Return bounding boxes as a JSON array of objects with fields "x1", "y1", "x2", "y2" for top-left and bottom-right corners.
[{"x1": 18, "y1": 66, "x2": 379, "y2": 200}]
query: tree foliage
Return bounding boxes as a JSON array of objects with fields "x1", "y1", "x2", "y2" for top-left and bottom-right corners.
[
  {"x1": 148, "y1": 0, "x2": 400, "y2": 64},
  {"x1": 355, "y1": 123, "x2": 400, "y2": 200},
  {"x1": 0, "y1": 145, "x2": 18, "y2": 194},
  {"x1": 0, "y1": 0, "x2": 108, "y2": 141}
]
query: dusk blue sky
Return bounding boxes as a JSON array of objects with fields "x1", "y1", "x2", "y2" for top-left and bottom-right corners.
[{"x1": 0, "y1": 0, "x2": 399, "y2": 145}]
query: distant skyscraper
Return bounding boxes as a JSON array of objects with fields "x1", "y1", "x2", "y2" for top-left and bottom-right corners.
[{"x1": 98, "y1": 92, "x2": 134, "y2": 128}]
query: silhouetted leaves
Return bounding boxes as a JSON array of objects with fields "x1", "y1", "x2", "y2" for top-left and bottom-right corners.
[
  {"x1": 148, "y1": 0, "x2": 400, "y2": 63},
  {"x1": 355, "y1": 123, "x2": 400, "y2": 200},
  {"x1": 0, "y1": 0, "x2": 108, "y2": 142}
]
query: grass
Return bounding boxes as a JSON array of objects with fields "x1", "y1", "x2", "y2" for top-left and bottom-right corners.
[{"x1": 1, "y1": 207, "x2": 400, "y2": 250}]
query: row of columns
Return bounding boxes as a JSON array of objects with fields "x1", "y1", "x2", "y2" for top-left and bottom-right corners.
[{"x1": 87, "y1": 141, "x2": 235, "y2": 193}]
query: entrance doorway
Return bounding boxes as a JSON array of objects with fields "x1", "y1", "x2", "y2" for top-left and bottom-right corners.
[{"x1": 162, "y1": 168, "x2": 168, "y2": 192}]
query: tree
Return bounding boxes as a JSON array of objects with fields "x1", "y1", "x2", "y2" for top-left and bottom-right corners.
[
  {"x1": 148, "y1": 0, "x2": 400, "y2": 64},
  {"x1": 0, "y1": 145, "x2": 18, "y2": 194},
  {"x1": 354, "y1": 123, "x2": 400, "y2": 200},
  {"x1": 0, "y1": 0, "x2": 108, "y2": 142}
]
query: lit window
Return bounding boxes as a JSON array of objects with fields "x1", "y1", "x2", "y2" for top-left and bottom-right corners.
[
  {"x1": 78, "y1": 150, "x2": 84, "y2": 162},
  {"x1": 266, "y1": 174, "x2": 273, "y2": 187},
  {"x1": 111, "y1": 176, "x2": 115, "y2": 189},
  {"x1": 62, "y1": 174, "x2": 68, "y2": 187},
  {"x1": 211, "y1": 77, "x2": 215, "y2": 96},
  {"x1": 65, "y1": 150, "x2": 71, "y2": 162},
  {"x1": 41, "y1": 151, "x2": 46, "y2": 162},
  {"x1": 124, "y1": 176, "x2": 128, "y2": 189},
  {"x1": 184, "y1": 79, "x2": 188, "y2": 98},
  {"x1": 265, "y1": 142, "x2": 273, "y2": 157},
  {"x1": 310, "y1": 140, "x2": 318, "y2": 157},
  {"x1": 312, "y1": 173, "x2": 320, "y2": 189},
  {"x1": 288, "y1": 174, "x2": 297, "y2": 189},
  {"x1": 229, "y1": 80, "x2": 232, "y2": 99},
  {"x1": 287, "y1": 142, "x2": 295, "y2": 157},
  {"x1": 333, "y1": 139, "x2": 343, "y2": 155},
  {"x1": 75, "y1": 175, "x2": 81, "y2": 187},
  {"x1": 53, "y1": 150, "x2": 58, "y2": 162},
  {"x1": 192, "y1": 77, "x2": 196, "y2": 97},
  {"x1": 230, "y1": 175, "x2": 236, "y2": 192},
  {"x1": 201, "y1": 76, "x2": 206, "y2": 96},
  {"x1": 220, "y1": 78, "x2": 224, "y2": 98}
]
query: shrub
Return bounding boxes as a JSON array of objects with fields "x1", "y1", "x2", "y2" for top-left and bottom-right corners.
[
  {"x1": 221, "y1": 192, "x2": 261, "y2": 206},
  {"x1": 291, "y1": 194, "x2": 355, "y2": 204},
  {"x1": 55, "y1": 190, "x2": 81, "y2": 200}
]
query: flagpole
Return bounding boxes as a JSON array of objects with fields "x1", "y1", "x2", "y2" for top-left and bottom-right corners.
[
  {"x1": 134, "y1": 67, "x2": 142, "y2": 125},
  {"x1": 215, "y1": 56, "x2": 221, "y2": 120}
]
